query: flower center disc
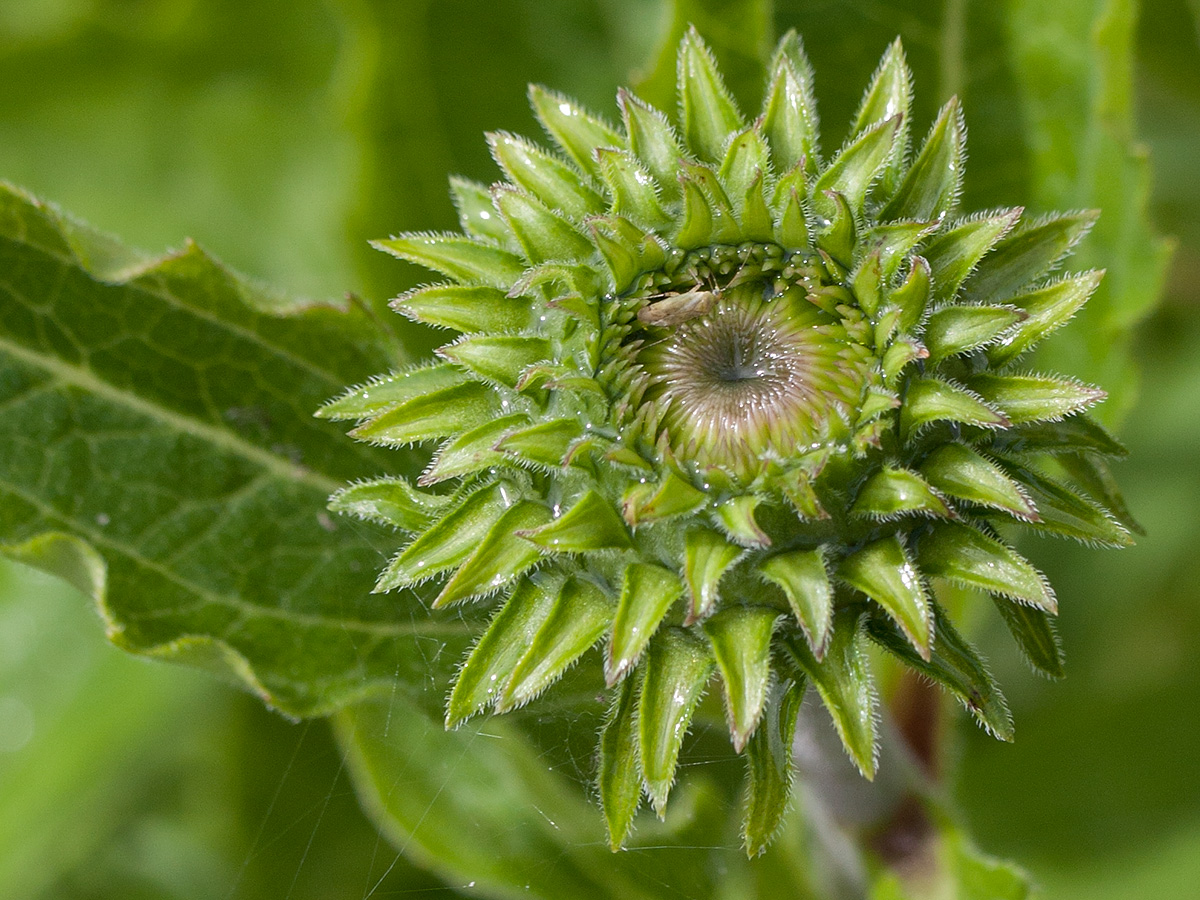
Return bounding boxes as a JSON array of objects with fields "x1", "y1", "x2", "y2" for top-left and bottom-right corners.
[{"x1": 639, "y1": 280, "x2": 865, "y2": 478}]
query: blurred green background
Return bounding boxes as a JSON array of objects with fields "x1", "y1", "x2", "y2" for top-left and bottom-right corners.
[{"x1": 1, "y1": 1, "x2": 1197, "y2": 897}]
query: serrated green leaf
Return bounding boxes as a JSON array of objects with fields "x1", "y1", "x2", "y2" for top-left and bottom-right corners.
[
  {"x1": 867, "y1": 604, "x2": 1014, "y2": 741},
  {"x1": 919, "y1": 444, "x2": 1038, "y2": 519},
  {"x1": 329, "y1": 477, "x2": 453, "y2": 531},
  {"x1": 433, "y1": 501, "x2": 552, "y2": 607},
  {"x1": 446, "y1": 576, "x2": 559, "y2": 727},
  {"x1": 901, "y1": 377, "x2": 1009, "y2": 436},
  {"x1": 598, "y1": 674, "x2": 641, "y2": 850},
  {"x1": 521, "y1": 489, "x2": 632, "y2": 553},
  {"x1": 679, "y1": 27, "x2": 746, "y2": 162},
  {"x1": 0, "y1": 184, "x2": 456, "y2": 717},
  {"x1": 449, "y1": 176, "x2": 514, "y2": 246},
  {"x1": 500, "y1": 577, "x2": 612, "y2": 711},
  {"x1": 882, "y1": 96, "x2": 966, "y2": 222},
  {"x1": 607, "y1": 563, "x2": 685, "y2": 685},
  {"x1": 438, "y1": 334, "x2": 552, "y2": 388},
  {"x1": 923, "y1": 209, "x2": 1022, "y2": 302},
  {"x1": 759, "y1": 548, "x2": 833, "y2": 655},
  {"x1": 704, "y1": 606, "x2": 780, "y2": 751},
  {"x1": 639, "y1": 628, "x2": 715, "y2": 813},
  {"x1": 917, "y1": 523, "x2": 1056, "y2": 611},
  {"x1": 493, "y1": 187, "x2": 594, "y2": 263},
  {"x1": 851, "y1": 467, "x2": 954, "y2": 520},
  {"x1": 350, "y1": 380, "x2": 498, "y2": 446},
  {"x1": 683, "y1": 527, "x2": 743, "y2": 624},
  {"x1": 968, "y1": 373, "x2": 1105, "y2": 424},
  {"x1": 392, "y1": 283, "x2": 534, "y2": 334},
  {"x1": 993, "y1": 595, "x2": 1065, "y2": 680},
  {"x1": 742, "y1": 677, "x2": 805, "y2": 857},
  {"x1": 488, "y1": 131, "x2": 606, "y2": 220},
  {"x1": 373, "y1": 233, "x2": 525, "y2": 287},
  {"x1": 838, "y1": 535, "x2": 932, "y2": 659},
  {"x1": 924, "y1": 305, "x2": 1026, "y2": 361},
  {"x1": 377, "y1": 482, "x2": 509, "y2": 591},
  {"x1": 528, "y1": 84, "x2": 620, "y2": 179},
  {"x1": 783, "y1": 614, "x2": 878, "y2": 779},
  {"x1": 318, "y1": 364, "x2": 465, "y2": 421}
]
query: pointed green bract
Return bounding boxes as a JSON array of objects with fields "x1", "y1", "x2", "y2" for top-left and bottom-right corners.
[
  {"x1": 638, "y1": 628, "x2": 715, "y2": 813},
  {"x1": 760, "y1": 549, "x2": 833, "y2": 654},
  {"x1": 423, "y1": 414, "x2": 526, "y2": 484},
  {"x1": 993, "y1": 596, "x2": 1065, "y2": 679},
  {"x1": 622, "y1": 469, "x2": 708, "y2": 525},
  {"x1": 438, "y1": 334, "x2": 552, "y2": 387},
  {"x1": 447, "y1": 577, "x2": 558, "y2": 727},
  {"x1": 883, "y1": 97, "x2": 964, "y2": 222},
  {"x1": 812, "y1": 116, "x2": 901, "y2": 217},
  {"x1": 918, "y1": 523, "x2": 1056, "y2": 611},
  {"x1": 920, "y1": 444, "x2": 1038, "y2": 519},
  {"x1": 496, "y1": 418, "x2": 584, "y2": 469},
  {"x1": 762, "y1": 48, "x2": 819, "y2": 174},
  {"x1": 924, "y1": 305, "x2": 1026, "y2": 361},
  {"x1": 784, "y1": 617, "x2": 878, "y2": 779},
  {"x1": 376, "y1": 482, "x2": 509, "y2": 591},
  {"x1": 923, "y1": 210, "x2": 1022, "y2": 302},
  {"x1": 838, "y1": 535, "x2": 932, "y2": 659},
  {"x1": 434, "y1": 501, "x2": 551, "y2": 607},
  {"x1": 607, "y1": 563, "x2": 685, "y2": 685},
  {"x1": 522, "y1": 490, "x2": 632, "y2": 552},
  {"x1": 987, "y1": 271, "x2": 1104, "y2": 365},
  {"x1": 851, "y1": 467, "x2": 954, "y2": 520},
  {"x1": 488, "y1": 131, "x2": 605, "y2": 219},
  {"x1": 494, "y1": 187, "x2": 594, "y2": 263},
  {"x1": 598, "y1": 676, "x2": 642, "y2": 849},
  {"x1": 500, "y1": 577, "x2": 612, "y2": 710},
  {"x1": 619, "y1": 88, "x2": 685, "y2": 202},
  {"x1": 350, "y1": 381, "x2": 497, "y2": 445},
  {"x1": 318, "y1": 364, "x2": 465, "y2": 421},
  {"x1": 742, "y1": 678, "x2": 805, "y2": 857},
  {"x1": 329, "y1": 477, "x2": 453, "y2": 532},
  {"x1": 683, "y1": 528, "x2": 743, "y2": 623},
  {"x1": 450, "y1": 176, "x2": 515, "y2": 245},
  {"x1": 715, "y1": 495, "x2": 770, "y2": 547},
  {"x1": 867, "y1": 605, "x2": 1014, "y2": 741},
  {"x1": 393, "y1": 284, "x2": 534, "y2": 334},
  {"x1": 374, "y1": 233, "x2": 525, "y2": 287},
  {"x1": 528, "y1": 84, "x2": 620, "y2": 178},
  {"x1": 968, "y1": 373, "x2": 1105, "y2": 424},
  {"x1": 597, "y1": 148, "x2": 672, "y2": 228},
  {"x1": 963, "y1": 210, "x2": 1099, "y2": 303},
  {"x1": 902, "y1": 377, "x2": 1009, "y2": 436},
  {"x1": 704, "y1": 606, "x2": 781, "y2": 751},
  {"x1": 678, "y1": 27, "x2": 744, "y2": 162}
]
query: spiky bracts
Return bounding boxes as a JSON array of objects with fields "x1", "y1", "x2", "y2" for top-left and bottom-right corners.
[{"x1": 321, "y1": 29, "x2": 1135, "y2": 854}]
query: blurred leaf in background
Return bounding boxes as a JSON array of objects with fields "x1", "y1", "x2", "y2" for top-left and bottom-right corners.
[{"x1": 1, "y1": 0, "x2": 1198, "y2": 898}]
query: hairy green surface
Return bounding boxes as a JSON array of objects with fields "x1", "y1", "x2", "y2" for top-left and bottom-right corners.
[{"x1": 0, "y1": 1, "x2": 1194, "y2": 899}]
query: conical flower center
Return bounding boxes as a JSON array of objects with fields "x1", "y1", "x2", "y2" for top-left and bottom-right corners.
[{"x1": 638, "y1": 281, "x2": 863, "y2": 477}]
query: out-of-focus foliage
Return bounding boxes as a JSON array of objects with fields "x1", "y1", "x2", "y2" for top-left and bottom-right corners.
[{"x1": 0, "y1": 0, "x2": 1196, "y2": 898}]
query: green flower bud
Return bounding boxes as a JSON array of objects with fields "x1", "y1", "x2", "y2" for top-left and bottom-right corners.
[{"x1": 322, "y1": 27, "x2": 1134, "y2": 854}]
